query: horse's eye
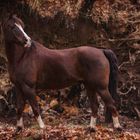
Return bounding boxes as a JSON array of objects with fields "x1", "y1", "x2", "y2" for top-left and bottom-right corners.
[
  {"x1": 10, "y1": 25, "x2": 15, "y2": 30},
  {"x1": 13, "y1": 27, "x2": 20, "y2": 36},
  {"x1": 8, "y1": 25, "x2": 14, "y2": 30}
]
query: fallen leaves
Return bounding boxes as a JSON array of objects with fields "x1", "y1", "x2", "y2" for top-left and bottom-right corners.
[
  {"x1": 0, "y1": 123, "x2": 15, "y2": 140},
  {"x1": 0, "y1": 120, "x2": 139, "y2": 140},
  {"x1": 0, "y1": 106, "x2": 140, "y2": 140},
  {"x1": 63, "y1": 105, "x2": 79, "y2": 116}
]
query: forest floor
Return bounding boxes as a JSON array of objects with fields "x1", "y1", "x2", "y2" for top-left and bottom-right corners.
[{"x1": 0, "y1": 106, "x2": 139, "y2": 140}]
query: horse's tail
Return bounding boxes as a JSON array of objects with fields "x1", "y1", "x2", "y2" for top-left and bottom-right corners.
[
  {"x1": 103, "y1": 49, "x2": 119, "y2": 103},
  {"x1": 103, "y1": 49, "x2": 120, "y2": 122}
]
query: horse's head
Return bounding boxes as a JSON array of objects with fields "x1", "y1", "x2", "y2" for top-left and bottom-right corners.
[{"x1": 3, "y1": 15, "x2": 31, "y2": 47}]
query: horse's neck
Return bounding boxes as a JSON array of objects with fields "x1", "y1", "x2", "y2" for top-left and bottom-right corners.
[{"x1": 5, "y1": 42, "x2": 26, "y2": 66}]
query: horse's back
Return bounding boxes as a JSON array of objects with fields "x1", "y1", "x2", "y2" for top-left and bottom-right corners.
[
  {"x1": 76, "y1": 46, "x2": 109, "y2": 68},
  {"x1": 34, "y1": 43, "x2": 109, "y2": 88}
]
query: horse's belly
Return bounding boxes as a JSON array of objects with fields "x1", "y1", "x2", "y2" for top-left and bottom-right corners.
[{"x1": 37, "y1": 76, "x2": 81, "y2": 90}]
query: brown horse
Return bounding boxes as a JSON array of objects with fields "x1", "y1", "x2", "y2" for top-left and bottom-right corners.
[{"x1": 2, "y1": 15, "x2": 122, "y2": 132}]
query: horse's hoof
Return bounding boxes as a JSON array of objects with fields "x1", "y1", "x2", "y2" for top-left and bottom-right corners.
[
  {"x1": 115, "y1": 126, "x2": 123, "y2": 132},
  {"x1": 86, "y1": 127, "x2": 96, "y2": 133},
  {"x1": 41, "y1": 126, "x2": 46, "y2": 131},
  {"x1": 15, "y1": 126, "x2": 23, "y2": 134},
  {"x1": 12, "y1": 127, "x2": 23, "y2": 137}
]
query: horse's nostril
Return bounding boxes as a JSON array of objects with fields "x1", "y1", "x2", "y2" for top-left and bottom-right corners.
[{"x1": 24, "y1": 38, "x2": 28, "y2": 43}]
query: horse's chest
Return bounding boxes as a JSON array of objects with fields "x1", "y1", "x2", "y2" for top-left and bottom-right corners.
[{"x1": 8, "y1": 66, "x2": 24, "y2": 83}]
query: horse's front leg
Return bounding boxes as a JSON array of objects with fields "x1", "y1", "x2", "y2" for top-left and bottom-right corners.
[
  {"x1": 22, "y1": 83, "x2": 45, "y2": 129},
  {"x1": 15, "y1": 86, "x2": 25, "y2": 132}
]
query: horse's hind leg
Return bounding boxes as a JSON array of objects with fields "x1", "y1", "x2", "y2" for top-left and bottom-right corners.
[
  {"x1": 15, "y1": 86, "x2": 25, "y2": 131},
  {"x1": 22, "y1": 84, "x2": 45, "y2": 129},
  {"x1": 97, "y1": 87, "x2": 122, "y2": 130},
  {"x1": 86, "y1": 87, "x2": 99, "y2": 131}
]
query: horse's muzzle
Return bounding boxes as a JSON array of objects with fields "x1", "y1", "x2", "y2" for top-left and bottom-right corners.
[{"x1": 24, "y1": 38, "x2": 31, "y2": 48}]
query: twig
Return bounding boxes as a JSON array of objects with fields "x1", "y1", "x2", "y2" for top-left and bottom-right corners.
[
  {"x1": 95, "y1": 37, "x2": 140, "y2": 45},
  {"x1": 108, "y1": 38, "x2": 140, "y2": 42},
  {"x1": 128, "y1": 20, "x2": 140, "y2": 24},
  {"x1": 134, "y1": 107, "x2": 140, "y2": 119},
  {"x1": 118, "y1": 61, "x2": 129, "y2": 69},
  {"x1": 128, "y1": 12, "x2": 140, "y2": 20},
  {"x1": 118, "y1": 86, "x2": 136, "y2": 96}
]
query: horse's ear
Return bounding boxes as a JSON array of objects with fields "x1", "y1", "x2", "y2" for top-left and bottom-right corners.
[
  {"x1": 8, "y1": 13, "x2": 12, "y2": 19},
  {"x1": 12, "y1": 14, "x2": 17, "y2": 19},
  {"x1": 7, "y1": 13, "x2": 17, "y2": 19}
]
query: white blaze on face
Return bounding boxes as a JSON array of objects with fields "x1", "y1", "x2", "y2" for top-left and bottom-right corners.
[
  {"x1": 37, "y1": 115, "x2": 45, "y2": 129},
  {"x1": 90, "y1": 116, "x2": 97, "y2": 128},
  {"x1": 15, "y1": 23, "x2": 31, "y2": 48}
]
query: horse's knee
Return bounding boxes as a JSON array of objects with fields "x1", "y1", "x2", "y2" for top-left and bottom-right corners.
[
  {"x1": 21, "y1": 83, "x2": 40, "y2": 117},
  {"x1": 106, "y1": 104, "x2": 118, "y2": 117},
  {"x1": 15, "y1": 93, "x2": 25, "y2": 117},
  {"x1": 17, "y1": 104, "x2": 24, "y2": 113},
  {"x1": 27, "y1": 93, "x2": 40, "y2": 117},
  {"x1": 32, "y1": 106, "x2": 40, "y2": 117}
]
